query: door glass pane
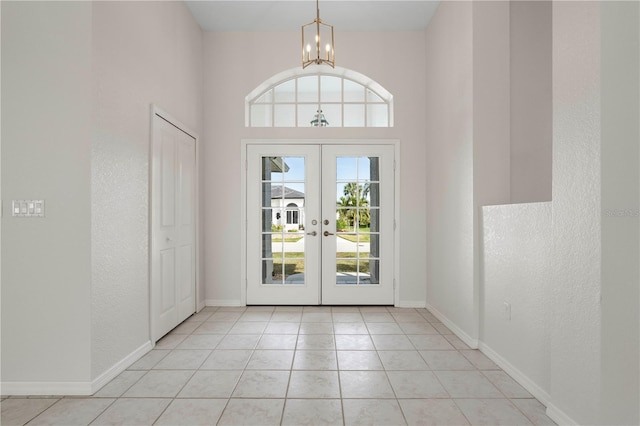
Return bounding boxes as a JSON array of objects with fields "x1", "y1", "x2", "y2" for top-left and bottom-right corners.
[
  {"x1": 336, "y1": 157, "x2": 357, "y2": 181},
  {"x1": 284, "y1": 259, "x2": 304, "y2": 284},
  {"x1": 335, "y1": 155, "x2": 381, "y2": 286},
  {"x1": 336, "y1": 259, "x2": 358, "y2": 284},
  {"x1": 357, "y1": 157, "x2": 372, "y2": 181},
  {"x1": 261, "y1": 156, "x2": 306, "y2": 285}
]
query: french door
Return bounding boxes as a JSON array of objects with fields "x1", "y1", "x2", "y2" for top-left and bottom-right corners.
[{"x1": 246, "y1": 144, "x2": 394, "y2": 305}]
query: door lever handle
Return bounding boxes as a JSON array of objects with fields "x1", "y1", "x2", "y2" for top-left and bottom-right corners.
[
  {"x1": 306, "y1": 231, "x2": 317, "y2": 236},
  {"x1": 323, "y1": 231, "x2": 334, "y2": 237}
]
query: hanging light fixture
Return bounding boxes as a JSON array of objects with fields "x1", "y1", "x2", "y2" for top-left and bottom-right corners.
[
  {"x1": 310, "y1": 109, "x2": 329, "y2": 127},
  {"x1": 302, "y1": 0, "x2": 335, "y2": 68}
]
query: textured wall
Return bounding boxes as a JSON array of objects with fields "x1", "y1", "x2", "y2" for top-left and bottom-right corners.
[
  {"x1": 203, "y1": 30, "x2": 428, "y2": 306},
  {"x1": 1, "y1": 1, "x2": 93, "y2": 386},
  {"x1": 481, "y1": 202, "x2": 552, "y2": 400},
  {"x1": 550, "y1": 2, "x2": 603, "y2": 423},
  {"x1": 91, "y1": 1, "x2": 203, "y2": 379}
]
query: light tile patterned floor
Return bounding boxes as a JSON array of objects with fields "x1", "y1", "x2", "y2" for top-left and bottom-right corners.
[{"x1": 1, "y1": 306, "x2": 556, "y2": 425}]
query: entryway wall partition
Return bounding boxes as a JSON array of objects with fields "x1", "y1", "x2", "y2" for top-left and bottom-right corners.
[{"x1": 241, "y1": 140, "x2": 400, "y2": 306}]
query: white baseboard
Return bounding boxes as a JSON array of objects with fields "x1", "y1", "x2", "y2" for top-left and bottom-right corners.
[
  {"x1": 197, "y1": 300, "x2": 206, "y2": 312},
  {"x1": 1, "y1": 381, "x2": 92, "y2": 396},
  {"x1": 396, "y1": 300, "x2": 426, "y2": 308},
  {"x1": 424, "y1": 305, "x2": 578, "y2": 426},
  {"x1": 205, "y1": 299, "x2": 243, "y2": 307},
  {"x1": 478, "y1": 341, "x2": 551, "y2": 406},
  {"x1": 91, "y1": 341, "x2": 153, "y2": 395},
  {"x1": 425, "y1": 303, "x2": 479, "y2": 349},
  {"x1": 1, "y1": 341, "x2": 154, "y2": 396},
  {"x1": 545, "y1": 402, "x2": 579, "y2": 426}
]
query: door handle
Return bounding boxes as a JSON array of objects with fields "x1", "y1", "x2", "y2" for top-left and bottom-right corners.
[
  {"x1": 323, "y1": 231, "x2": 334, "y2": 237},
  {"x1": 306, "y1": 231, "x2": 317, "y2": 236}
]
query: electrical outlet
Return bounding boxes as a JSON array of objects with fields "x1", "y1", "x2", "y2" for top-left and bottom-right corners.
[{"x1": 502, "y1": 302, "x2": 511, "y2": 321}]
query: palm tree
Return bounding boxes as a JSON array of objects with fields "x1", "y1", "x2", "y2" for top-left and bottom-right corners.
[{"x1": 337, "y1": 182, "x2": 370, "y2": 230}]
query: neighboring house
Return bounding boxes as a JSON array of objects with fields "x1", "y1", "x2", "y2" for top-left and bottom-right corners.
[{"x1": 270, "y1": 185, "x2": 305, "y2": 231}]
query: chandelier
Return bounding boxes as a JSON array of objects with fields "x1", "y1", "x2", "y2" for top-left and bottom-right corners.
[
  {"x1": 302, "y1": 0, "x2": 335, "y2": 68},
  {"x1": 310, "y1": 109, "x2": 329, "y2": 127}
]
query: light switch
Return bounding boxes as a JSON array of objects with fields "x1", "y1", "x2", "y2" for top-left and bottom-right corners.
[{"x1": 12, "y1": 200, "x2": 45, "y2": 217}]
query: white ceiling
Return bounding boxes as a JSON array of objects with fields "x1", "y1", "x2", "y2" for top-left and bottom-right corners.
[{"x1": 185, "y1": 1, "x2": 441, "y2": 32}]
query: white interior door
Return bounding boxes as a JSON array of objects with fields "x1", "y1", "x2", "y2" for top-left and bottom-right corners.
[
  {"x1": 246, "y1": 143, "x2": 394, "y2": 305},
  {"x1": 151, "y1": 115, "x2": 196, "y2": 341}
]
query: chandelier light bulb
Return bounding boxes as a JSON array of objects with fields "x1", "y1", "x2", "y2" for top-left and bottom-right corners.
[{"x1": 301, "y1": 0, "x2": 335, "y2": 68}]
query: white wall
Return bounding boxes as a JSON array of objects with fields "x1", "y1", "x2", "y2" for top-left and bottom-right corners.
[
  {"x1": 91, "y1": 0, "x2": 204, "y2": 379},
  {"x1": 203, "y1": 30, "x2": 427, "y2": 306},
  {"x1": 1, "y1": 0, "x2": 204, "y2": 393},
  {"x1": 510, "y1": 1, "x2": 552, "y2": 203},
  {"x1": 425, "y1": 1, "x2": 513, "y2": 345},
  {"x1": 472, "y1": 1, "x2": 513, "y2": 344},
  {"x1": 599, "y1": 1, "x2": 639, "y2": 423},
  {"x1": 424, "y1": 1, "x2": 475, "y2": 342},
  {"x1": 1, "y1": 1, "x2": 93, "y2": 389},
  {"x1": 481, "y1": 202, "x2": 552, "y2": 401}
]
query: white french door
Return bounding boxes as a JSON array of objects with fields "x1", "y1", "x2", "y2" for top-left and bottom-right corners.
[{"x1": 246, "y1": 144, "x2": 394, "y2": 305}]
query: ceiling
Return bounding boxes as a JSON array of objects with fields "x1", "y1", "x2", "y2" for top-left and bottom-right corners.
[{"x1": 185, "y1": 1, "x2": 441, "y2": 32}]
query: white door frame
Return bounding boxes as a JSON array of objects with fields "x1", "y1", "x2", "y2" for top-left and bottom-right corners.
[
  {"x1": 149, "y1": 104, "x2": 201, "y2": 343},
  {"x1": 241, "y1": 139, "x2": 400, "y2": 306}
]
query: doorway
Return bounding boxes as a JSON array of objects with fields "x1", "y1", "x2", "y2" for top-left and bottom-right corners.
[{"x1": 246, "y1": 143, "x2": 395, "y2": 305}]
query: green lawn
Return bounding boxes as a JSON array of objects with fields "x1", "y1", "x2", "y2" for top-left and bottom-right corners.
[
  {"x1": 270, "y1": 235, "x2": 304, "y2": 242},
  {"x1": 270, "y1": 252, "x2": 371, "y2": 277},
  {"x1": 336, "y1": 227, "x2": 372, "y2": 243}
]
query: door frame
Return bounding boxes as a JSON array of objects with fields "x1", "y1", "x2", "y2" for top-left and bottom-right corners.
[
  {"x1": 241, "y1": 139, "x2": 400, "y2": 306},
  {"x1": 149, "y1": 104, "x2": 201, "y2": 342}
]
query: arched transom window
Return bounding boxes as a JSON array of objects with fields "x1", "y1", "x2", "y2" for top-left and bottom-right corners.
[{"x1": 246, "y1": 67, "x2": 394, "y2": 128}]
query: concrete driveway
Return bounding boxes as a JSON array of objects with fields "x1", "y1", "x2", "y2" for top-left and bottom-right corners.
[{"x1": 271, "y1": 235, "x2": 370, "y2": 253}]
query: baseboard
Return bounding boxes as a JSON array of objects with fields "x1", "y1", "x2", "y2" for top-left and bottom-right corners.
[
  {"x1": 197, "y1": 300, "x2": 206, "y2": 312},
  {"x1": 1, "y1": 381, "x2": 92, "y2": 396},
  {"x1": 545, "y1": 402, "x2": 579, "y2": 425},
  {"x1": 205, "y1": 299, "x2": 243, "y2": 307},
  {"x1": 396, "y1": 300, "x2": 426, "y2": 308},
  {"x1": 425, "y1": 303, "x2": 479, "y2": 349},
  {"x1": 91, "y1": 340, "x2": 153, "y2": 395},
  {"x1": 478, "y1": 341, "x2": 552, "y2": 407}
]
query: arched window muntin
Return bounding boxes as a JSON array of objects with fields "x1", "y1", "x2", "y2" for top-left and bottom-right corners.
[{"x1": 246, "y1": 66, "x2": 394, "y2": 128}]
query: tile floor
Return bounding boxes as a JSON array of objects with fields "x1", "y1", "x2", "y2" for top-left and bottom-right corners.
[{"x1": 1, "y1": 306, "x2": 556, "y2": 425}]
